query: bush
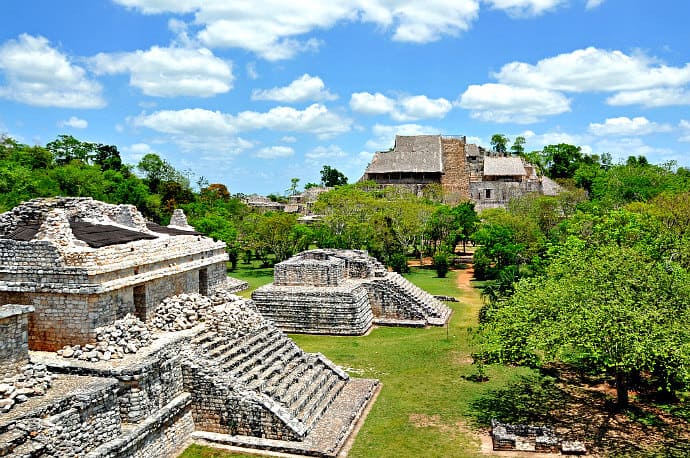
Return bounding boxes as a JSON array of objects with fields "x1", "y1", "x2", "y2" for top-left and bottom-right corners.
[
  {"x1": 389, "y1": 253, "x2": 410, "y2": 273},
  {"x1": 434, "y1": 254, "x2": 449, "y2": 278}
]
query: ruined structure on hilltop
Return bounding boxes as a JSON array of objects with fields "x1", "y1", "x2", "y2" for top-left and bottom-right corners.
[
  {"x1": 0, "y1": 198, "x2": 378, "y2": 457},
  {"x1": 361, "y1": 135, "x2": 561, "y2": 209},
  {"x1": 252, "y1": 249, "x2": 452, "y2": 334}
]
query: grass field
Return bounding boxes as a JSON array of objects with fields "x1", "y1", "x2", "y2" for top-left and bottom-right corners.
[{"x1": 181, "y1": 265, "x2": 537, "y2": 458}]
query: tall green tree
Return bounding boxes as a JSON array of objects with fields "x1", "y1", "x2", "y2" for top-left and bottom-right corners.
[
  {"x1": 510, "y1": 136, "x2": 526, "y2": 155},
  {"x1": 480, "y1": 239, "x2": 690, "y2": 408},
  {"x1": 490, "y1": 134, "x2": 509, "y2": 155},
  {"x1": 320, "y1": 165, "x2": 348, "y2": 187}
]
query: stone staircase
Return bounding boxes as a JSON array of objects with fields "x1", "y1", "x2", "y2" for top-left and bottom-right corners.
[
  {"x1": 190, "y1": 323, "x2": 348, "y2": 436},
  {"x1": 369, "y1": 272, "x2": 452, "y2": 326}
]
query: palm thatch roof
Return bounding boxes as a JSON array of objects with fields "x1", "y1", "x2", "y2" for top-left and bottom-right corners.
[{"x1": 365, "y1": 135, "x2": 443, "y2": 174}]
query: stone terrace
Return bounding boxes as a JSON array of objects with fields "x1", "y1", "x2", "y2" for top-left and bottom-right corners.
[
  {"x1": 253, "y1": 249, "x2": 452, "y2": 334},
  {"x1": 0, "y1": 198, "x2": 379, "y2": 457}
]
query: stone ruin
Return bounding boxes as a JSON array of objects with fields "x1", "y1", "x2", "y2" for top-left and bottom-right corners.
[
  {"x1": 0, "y1": 198, "x2": 379, "y2": 457},
  {"x1": 252, "y1": 249, "x2": 452, "y2": 334},
  {"x1": 491, "y1": 419, "x2": 586, "y2": 455}
]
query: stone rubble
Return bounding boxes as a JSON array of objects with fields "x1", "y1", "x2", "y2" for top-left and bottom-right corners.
[
  {"x1": 57, "y1": 313, "x2": 154, "y2": 361},
  {"x1": 150, "y1": 293, "x2": 214, "y2": 332},
  {"x1": 0, "y1": 363, "x2": 56, "y2": 413}
]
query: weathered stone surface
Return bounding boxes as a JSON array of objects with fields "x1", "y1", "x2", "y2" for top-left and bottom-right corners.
[
  {"x1": 0, "y1": 199, "x2": 379, "y2": 457},
  {"x1": 253, "y1": 249, "x2": 452, "y2": 335}
]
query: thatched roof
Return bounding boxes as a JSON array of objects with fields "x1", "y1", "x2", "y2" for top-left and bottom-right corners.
[
  {"x1": 365, "y1": 135, "x2": 443, "y2": 174},
  {"x1": 483, "y1": 157, "x2": 527, "y2": 177},
  {"x1": 465, "y1": 143, "x2": 480, "y2": 156}
]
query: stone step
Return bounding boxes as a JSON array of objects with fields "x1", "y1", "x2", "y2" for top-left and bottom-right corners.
[
  {"x1": 226, "y1": 331, "x2": 285, "y2": 377},
  {"x1": 214, "y1": 327, "x2": 273, "y2": 367},
  {"x1": 244, "y1": 344, "x2": 302, "y2": 390},
  {"x1": 264, "y1": 356, "x2": 309, "y2": 397},
  {"x1": 294, "y1": 372, "x2": 342, "y2": 424},
  {"x1": 298, "y1": 379, "x2": 346, "y2": 430},
  {"x1": 233, "y1": 336, "x2": 292, "y2": 382},
  {"x1": 0, "y1": 428, "x2": 28, "y2": 456},
  {"x1": 288, "y1": 367, "x2": 331, "y2": 416},
  {"x1": 275, "y1": 362, "x2": 319, "y2": 405}
]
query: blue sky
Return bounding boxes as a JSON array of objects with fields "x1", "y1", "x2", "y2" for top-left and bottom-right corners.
[{"x1": 1, "y1": 0, "x2": 689, "y2": 194}]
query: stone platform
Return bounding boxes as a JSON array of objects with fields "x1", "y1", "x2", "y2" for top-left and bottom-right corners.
[{"x1": 253, "y1": 249, "x2": 452, "y2": 335}]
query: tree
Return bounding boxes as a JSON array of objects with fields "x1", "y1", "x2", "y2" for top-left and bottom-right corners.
[
  {"x1": 286, "y1": 177, "x2": 300, "y2": 196},
  {"x1": 47, "y1": 135, "x2": 96, "y2": 165},
  {"x1": 93, "y1": 144, "x2": 123, "y2": 172},
  {"x1": 510, "y1": 136, "x2": 526, "y2": 155},
  {"x1": 490, "y1": 134, "x2": 509, "y2": 155},
  {"x1": 320, "y1": 165, "x2": 348, "y2": 187},
  {"x1": 480, "y1": 238, "x2": 690, "y2": 408},
  {"x1": 544, "y1": 143, "x2": 583, "y2": 179}
]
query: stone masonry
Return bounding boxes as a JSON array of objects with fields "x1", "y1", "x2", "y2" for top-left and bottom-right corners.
[
  {"x1": 252, "y1": 249, "x2": 452, "y2": 334},
  {"x1": 0, "y1": 197, "x2": 228, "y2": 351},
  {"x1": 0, "y1": 198, "x2": 379, "y2": 458}
]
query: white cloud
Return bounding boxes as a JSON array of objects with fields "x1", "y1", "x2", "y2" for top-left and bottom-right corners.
[
  {"x1": 588, "y1": 116, "x2": 672, "y2": 136},
  {"x1": 131, "y1": 108, "x2": 237, "y2": 135},
  {"x1": 680, "y1": 120, "x2": 690, "y2": 142},
  {"x1": 113, "y1": 1, "x2": 482, "y2": 59},
  {"x1": 350, "y1": 91, "x2": 452, "y2": 121},
  {"x1": 484, "y1": 0, "x2": 566, "y2": 17},
  {"x1": 251, "y1": 74, "x2": 336, "y2": 103},
  {"x1": 246, "y1": 62, "x2": 259, "y2": 80},
  {"x1": 350, "y1": 92, "x2": 396, "y2": 115},
  {"x1": 58, "y1": 116, "x2": 88, "y2": 129},
  {"x1": 394, "y1": 95, "x2": 452, "y2": 121},
  {"x1": 129, "y1": 108, "x2": 251, "y2": 154},
  {"x1": 236, "y1": 104, "x2": 352, "y2": 138},
  {"x1": 494, "y1": 47, "x2": 690, "y2": 93},
  {"x1": 585, "y1": 0, "x2": 605, "y2": 9},
  {"x1": 90, "y1": 46, "x2": 233, "y2": 97},
  {"x1": 594, "y1": 137, "x2": 675, "y2": 163},
  {"x1": 281, "y1": 136, "x2": 297, "y2": 143},
  {"x1": 458, "y1": 83, "x2": 570, "y2": 123},
  {"x1": 365, "y1": 123, "x2": 441, "y2": 151},
  {"x1": 306, "y1": 144, "x2": 348, "y2": 162},
  {"x1": 606, "y1": 88, "x2": 690, "y2": 107},
  {"x1": 255, "y1": 146, "x2": 294, "y2": 158},
  {"x1": 131, "y1": 103, "x2": 350, "y2": 152},
  {"x1": 0, "y1": 34, "x2": 104, "y2": 108}
]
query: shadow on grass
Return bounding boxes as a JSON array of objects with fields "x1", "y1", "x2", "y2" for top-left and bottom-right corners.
[
  {"x1": 468, "y1": 368, "x2": 690, "y2": 457},
  {"x1": 469, "y1": 373, "x2": 570, "y2": 427}
]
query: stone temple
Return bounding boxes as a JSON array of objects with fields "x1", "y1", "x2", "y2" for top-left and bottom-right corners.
[
  {"x1": 361, "y1": 135, "x2": 561, "y2": 209},
  {"x1": 252, "y1": 249, "x2": 452, "y2": 334},
  {"x1": 0, "y1": 198, "x2": 379, "y2": 457}
]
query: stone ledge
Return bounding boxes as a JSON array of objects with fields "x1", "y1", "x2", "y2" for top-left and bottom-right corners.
[{"x1": 192, "y1": 378, "x2": 380, "y2": 458}]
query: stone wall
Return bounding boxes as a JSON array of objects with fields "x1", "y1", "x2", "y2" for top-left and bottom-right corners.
[
  {"x1": 441, "y1": 137, "x2": 471, "y2": 203},
  {"x1": 274, "y1": 257, "x2": 345, "y2": 287},
  {"x1": 470, "y1": 180, "x2": 542, "y2": 211},
  {"x1": 253, "y1": 283, "x2": 373, "y2": 335},
  {"x1": 0, "y1": 376, "x2": 122, "y2": 457},
  {"x1": 0, "y1": 305, "x2": 33, "y2": 378}
]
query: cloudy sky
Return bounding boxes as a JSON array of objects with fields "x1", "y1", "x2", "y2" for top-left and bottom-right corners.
[{"x1": 1, "y1": 1, "x2": 689, "y2": 194}]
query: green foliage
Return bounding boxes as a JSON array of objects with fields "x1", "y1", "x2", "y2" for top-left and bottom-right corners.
[
  {"x1": 480, "y1": 237, "x2": 690, "y2": 407},
  {"x1": 389, "y1": 253, "x2": 409, "y2": 273},
  {"x1": 490, "y1": 134, "x2": 509, "y2": 154},
  {"x1": 319, "y1": 165, "x2": 348, "y2": 187},
  {"x1": 433, "y1": 253, "x2": 449, "y2": 278}
]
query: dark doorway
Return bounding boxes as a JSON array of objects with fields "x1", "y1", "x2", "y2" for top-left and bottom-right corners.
[
  {"x1": 199, "y1": 268, "x2": 209, "y2": 296},
  {"x1": 134, "y1": 284, "x2": 147, "y2": 321}
]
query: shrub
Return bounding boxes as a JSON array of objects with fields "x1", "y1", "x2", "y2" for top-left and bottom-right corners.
[
  {"x1": 389, "y1": 253, "x2": 410, "y2": 273},
  {"x1": 434, "y1": 254, "x2": 449, "y2": 278}
]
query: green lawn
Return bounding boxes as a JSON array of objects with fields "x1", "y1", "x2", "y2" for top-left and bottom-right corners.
[{"x1": 181, "y1": 265, "x2": 536, "y2": 458}]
